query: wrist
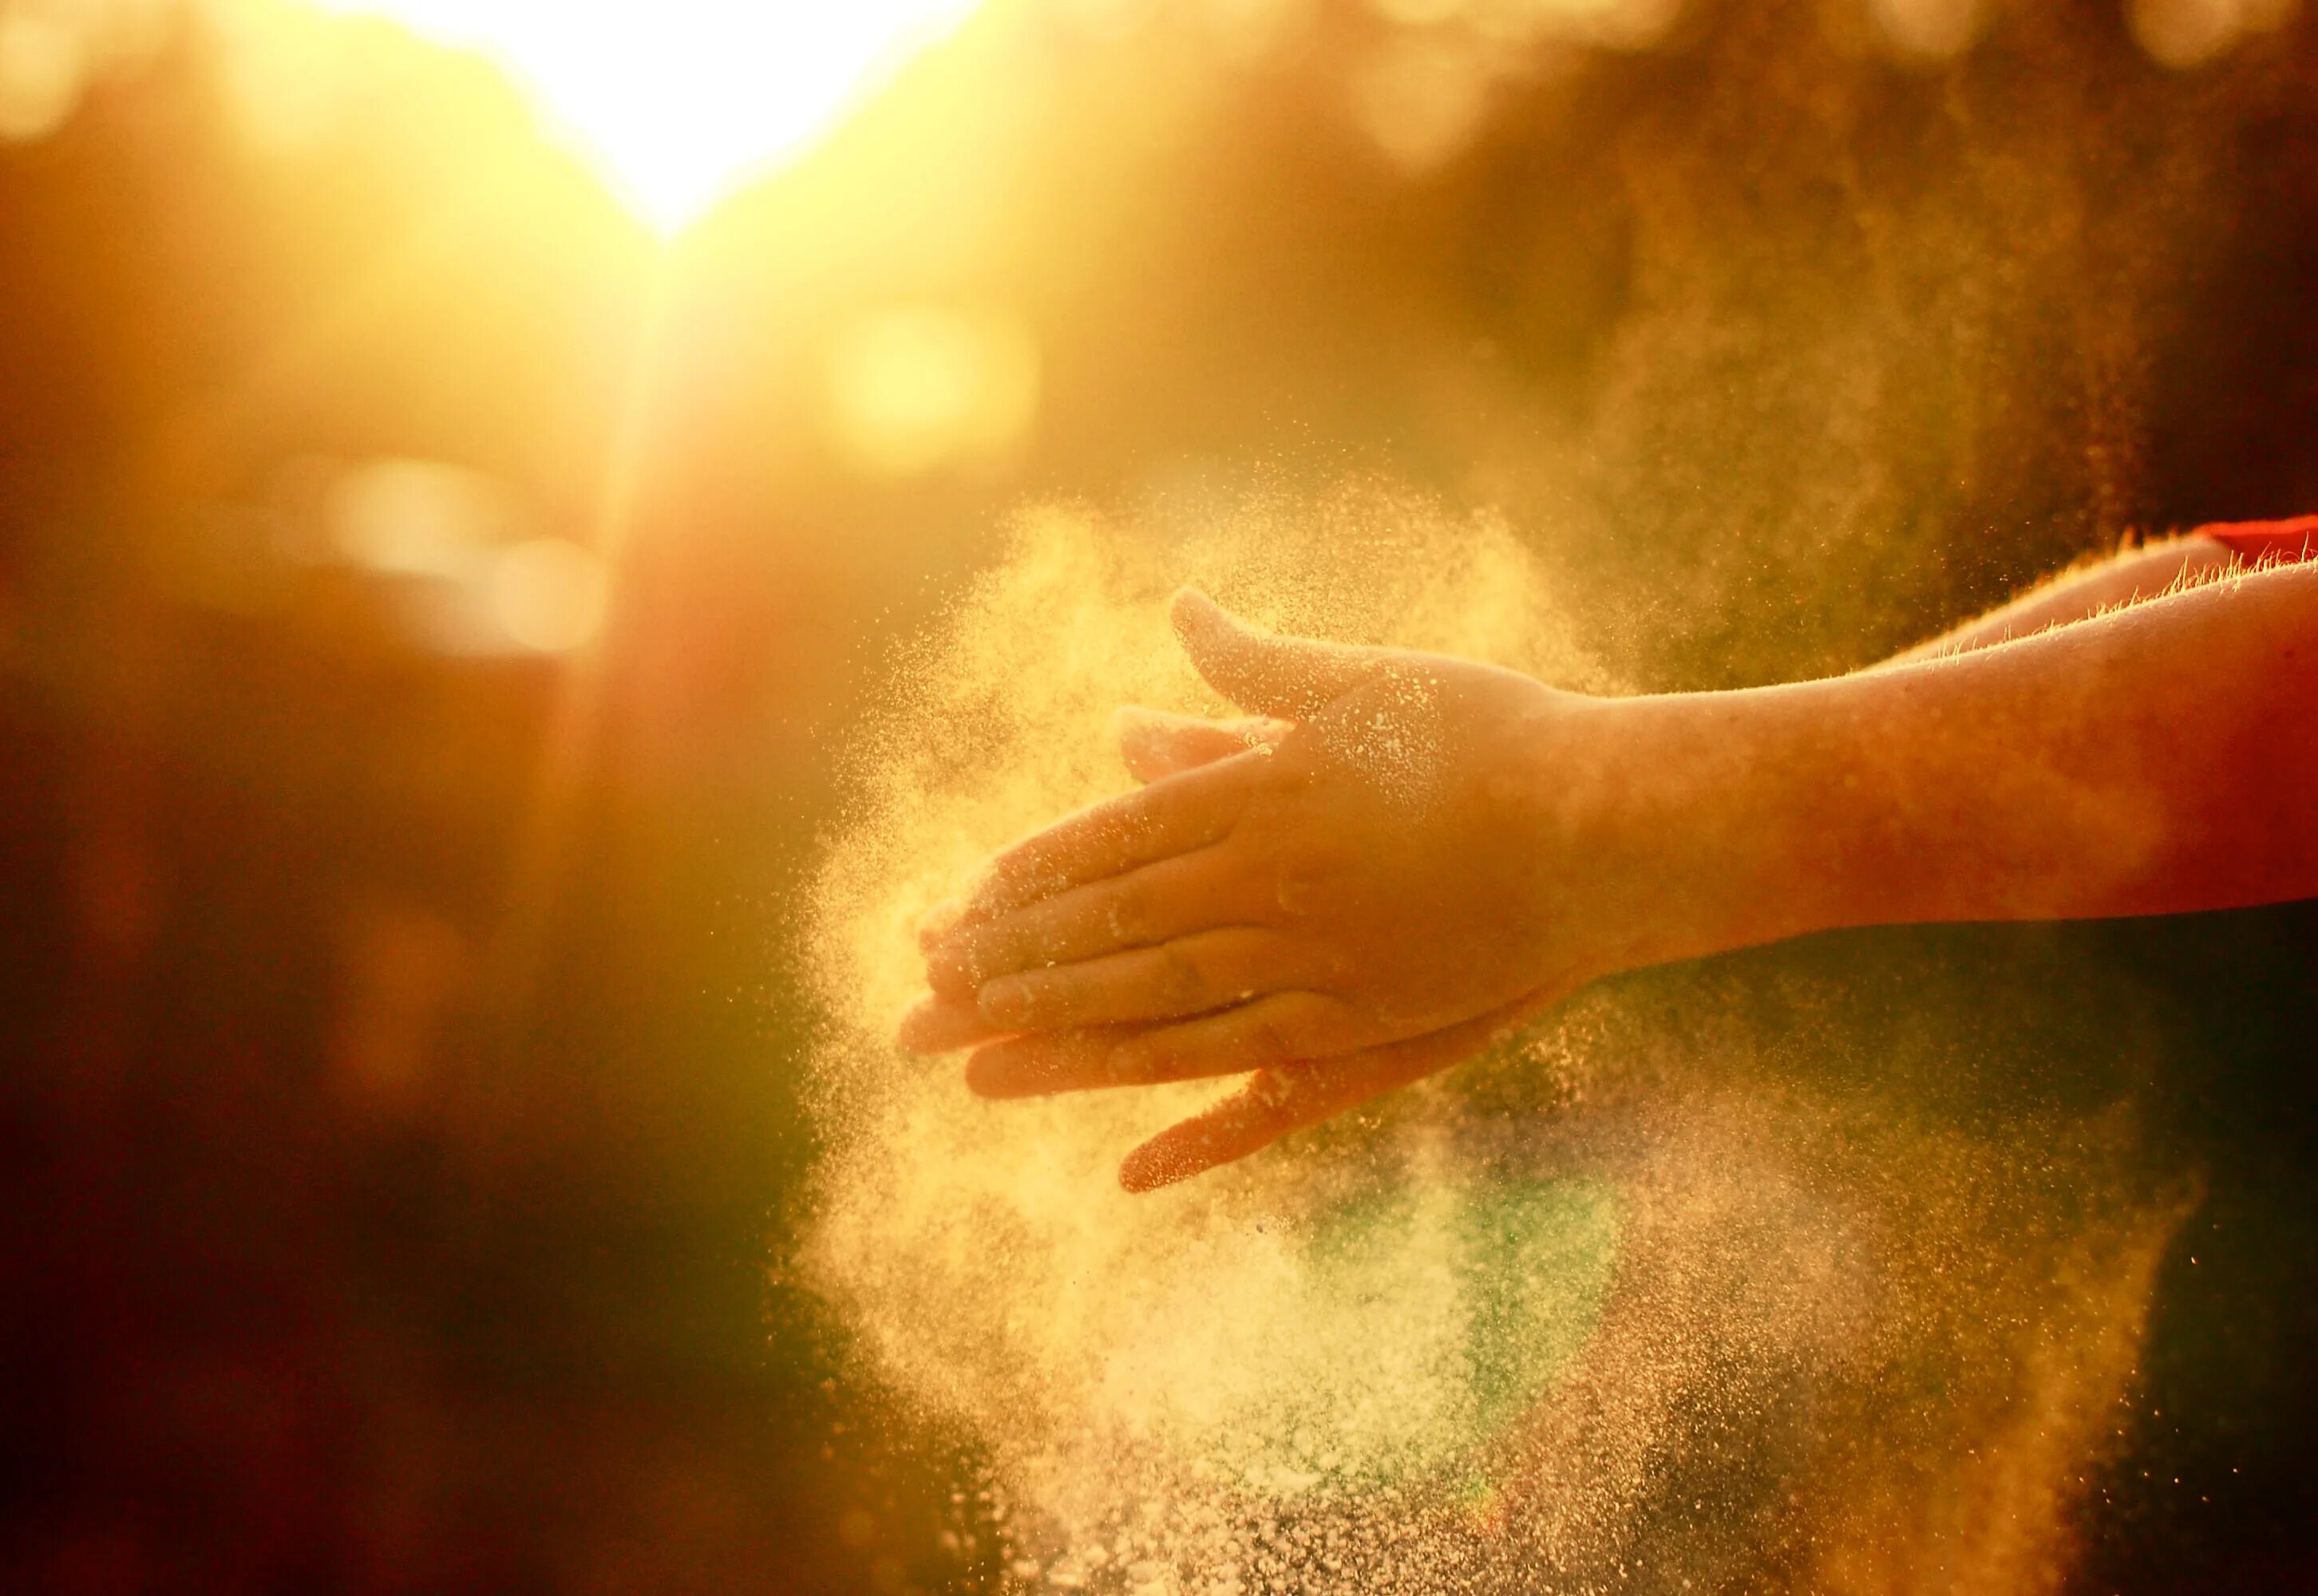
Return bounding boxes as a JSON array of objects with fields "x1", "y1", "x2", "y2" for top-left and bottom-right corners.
[{"x1": 1546, "y1": 689, "x2": 1839, "y2": 978}]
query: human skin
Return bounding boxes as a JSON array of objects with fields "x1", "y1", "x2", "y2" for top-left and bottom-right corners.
[
  {"x1": 899, "y1": 534, "x2": 2318, "y2": 1191},
  {"x1": 1885, "y1": 532, "x2": 2245, "y2": 662}
]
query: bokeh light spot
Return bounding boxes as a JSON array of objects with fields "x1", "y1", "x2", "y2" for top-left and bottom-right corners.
[
  {"x1": 1490, "y1": 0, "x2": 1683, "y2": 49},
  {"x1": 0, "y1": 7, "x2": 87, "y2": 141},
  {"x1": 2129, "y1": 0, "x2": 2244, "y2": 65},
  {"x1": 1200, "y1": 0, "x2": 1312, "y2": 62},
  {"x1": 827, "y1": 305, "x2": 1041, "y2": 478},
  {"x1": 1869, "y1": 0, "x2": 1983, "y2": 61},
  {"x1": 1350, "y1": 34, "x2": 1489, "y2": 174},
  {"x1": 2126, "y1": 0, "x2": 2296, "y2": 66},
  {"x1": 330, "y1": 458, "x2": 517, "y2": 576},
  {"x1": 1368, "y1": 0, "x2": 1469, "y2": 28},
  {"x1": 491, "y1": 535, "x2": 609, "y2": 652}
]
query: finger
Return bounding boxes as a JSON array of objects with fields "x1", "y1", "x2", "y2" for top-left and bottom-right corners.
[
  {"x1": 943, "y1": 750, "x2": 1266, "y2": 930},
  {"x1": 1117, "y1": 1061, "x2": 1386, "y2": 1192},
  {"x1": 928, "y1": 845, "x2": 1272, "y2": 995},
  {"x1": 1105, "y1": 990, "x2": 1370, "y2": 1081},
  {"x1": 920, "y1": 725, "x2": 1262, "y2": 961},
  {"x1": 963, "y1": 1025, "x2": 1149, "y2": 1098},
  {"x1": 966, "y1": 989, "x2": 1361, "y2": 1100},
  {"x1": 1117, "y1": 990, "x2": 1557, "y2": 1191},
  {"x1": 963, "y1": 1001, "x2": 1311, "y2": 1098},
  {"x1": 977, "y1": 927, "x2": 1299, "y2": 1030},
  {"x1": 896, "y1": 993, "x2": 1006, "y2": 1054},
  {"x1": 916, "y1": 898, "x2": 966, "y2": 954},
  {"x1": 1114, "y1": 706, "x2": 1286, "y2": 783},
  {"x1": 1172, "y1": 589, "x2": 1382, "y2": 720},
  {"x1": 967, "y1": 986, "x2": 1552, "y2": 1104}
]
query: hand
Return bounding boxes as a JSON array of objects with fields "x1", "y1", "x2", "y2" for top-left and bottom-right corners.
[{"x1": 897, "y1": 591, "x2": 1692, "y2": 1187}]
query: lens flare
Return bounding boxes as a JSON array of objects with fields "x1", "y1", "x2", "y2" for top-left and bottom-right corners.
[{"x1": 305, "y1": 0, "x2": 983, "y2": 229}]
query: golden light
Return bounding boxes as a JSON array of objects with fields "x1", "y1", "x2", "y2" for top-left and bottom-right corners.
[
  {"x1": 491, "y1": 536, "x2": 610, "y2": 652},
  {"x1": 0, "y1": 8, "x2": 85, "y2": 142},
  {"x1": 303, "y1": 0, "x2": 983, "y2": 230},
  {"x1": 827, "y1": 305, "x2": 1040, "y2": 476},
  {"x1": 2126, "y1": 0, "x2": 2300, "y2": 67}
]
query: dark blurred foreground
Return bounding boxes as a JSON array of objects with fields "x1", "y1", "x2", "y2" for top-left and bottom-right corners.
[{"x1": 2, "y1": 0, "x2": 2316, "y2": 1590}]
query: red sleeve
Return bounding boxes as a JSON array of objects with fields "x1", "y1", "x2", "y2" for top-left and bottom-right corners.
[{"x1": 2197, "y1": 515, "x2": 2318, "y2": 563}]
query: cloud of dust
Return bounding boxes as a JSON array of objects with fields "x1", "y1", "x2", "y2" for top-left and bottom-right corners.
[{"x1": 796, "y1": 498, "x2": 2189, "y2": 1595}]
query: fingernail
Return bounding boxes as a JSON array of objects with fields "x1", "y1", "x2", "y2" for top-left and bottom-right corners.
[{"x1": 978, "y1": 978, "x2": 1030, "y2": 1027}]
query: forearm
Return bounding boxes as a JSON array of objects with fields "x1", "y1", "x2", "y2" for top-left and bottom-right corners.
[
  {"x1": 1620, "y1": 559, "x2": 2318, "y2": 960},
  {"x1": 1883, "y1": 534, "x2": 2237, "y2": 664}
]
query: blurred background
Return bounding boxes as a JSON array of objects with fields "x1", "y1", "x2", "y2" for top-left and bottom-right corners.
[{"x1": 0, "y1": 0, "x2": 2313, "y2": 1590}]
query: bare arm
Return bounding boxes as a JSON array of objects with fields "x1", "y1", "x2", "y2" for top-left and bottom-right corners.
[
  {"x1": 1629, "y1": 555, "x2": 2317, "y2": 950},
  {"x1": 906, "y1": 555, "x2": 2317, "y2": 1188},
  {"x1": 1884, "y1": 533, "x2": 2240, "y2": 663}
]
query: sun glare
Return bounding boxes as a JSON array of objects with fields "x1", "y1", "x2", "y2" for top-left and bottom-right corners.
[{"x1": 307, "y1": 0, "x2": 983, "y2": 230}]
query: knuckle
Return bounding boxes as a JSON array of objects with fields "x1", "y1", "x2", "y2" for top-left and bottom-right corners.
[
  {"x1": 1155, "y1": 941, "x2": 1209, "y2": 1008},
  {"x1": 1216, "y1": 771, "x2": 1257, "y2": 831},
  {"x1": 1106, "y1": 878, "x2": 1155, "y2": 943},
  {"x1": 1275, "y1": 736, "x2": 1336, "y2": 783},
  {"x1": 1247, "y1": 1005, "x2": 1303, "y2": 1062},
  {"x1": 1269, "y1": 847, "x2": 1335, "y2": 920},
  {"x1": 953, "y1": 931, "x2": 999, "y2": 985},
  {"x1": 981, "y1": 926, "x2": 1030, "y2": 978}
]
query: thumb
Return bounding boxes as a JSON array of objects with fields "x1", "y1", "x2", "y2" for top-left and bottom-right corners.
[{"x1": 1170, "y1": 589, "x2": 1379, "y2": 719}]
